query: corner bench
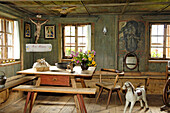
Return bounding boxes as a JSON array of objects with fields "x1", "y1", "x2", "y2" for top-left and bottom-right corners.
[
  {"x1": 0, "y1": 75, "x2": 38, "y2": 92},
  {"x1": 13, "y1": 85, "x2": 97, "y2": 113},
  {"x1": 0, "y1": 75, "x2": 38, "y2": 107}
]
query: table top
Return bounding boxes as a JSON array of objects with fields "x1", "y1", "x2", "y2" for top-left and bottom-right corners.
[{"x1": 17, "y1": 66, "x2": 96, "y2": 77}]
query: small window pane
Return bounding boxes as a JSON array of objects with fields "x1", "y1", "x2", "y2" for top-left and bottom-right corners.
[
  {"x1": 71, "y1": 47, "x2": 75, "y2": 53},
  {"x1": 71, "y1": 37, "x2": 75, "y2": 46},
  {"x1": 0, "y1": 19, "x2": 4, "y2": 32},
  {"x1": 6, "y1": 20, "x2": 13, "y2": 33},
  {"x1": 166, "y1": 36, "x2": 170, "y2": 47},
  {"x1": 0, "y1": 47, "x2": 1, "y2": 59},
  {"x1": 7, "y1": 34, "x2": 13, "y2": 46},
  {"x1": 8, "y1": 47, "x2": 13, "y2": 58},
  {"x1": 166, "y1": 48, "x2": 170, "y2": 58},
  {"x1": 151, "y1": 36, "x2": 164, "y2": 44},
  {"x1": 65, "y1": 47, "x2": 71, "y2": 56},
  {"x1": 78, "y1": 26, "x2": 83, "y2": 36},
  {"x1": 78, "y1": 37, "x2": 86, "y2": 47},
  {"x1": 65, "y1": 26, "x2": 70, "y2": 36},
  {"x1": 2, "y1": 47, "x2": 5, "y2": 59},
  {"x1": 0, "y1": 33, "x2": 5, "y2": 45},
  {"x1": 71, "y1": 26, "x2": 75, "y2": 36},
  {"x1": 65, "y1": 37, "x2": 71, "y2": 46},
  {"x1": 151, "y1": 48, "x2": 163, "y2": 58},
  {"x1": 167, "y1": 25, "x2": 170, "y2": 36},
  {"x1": 151, "y1": 25, "x2": 164, "y2": 35}
]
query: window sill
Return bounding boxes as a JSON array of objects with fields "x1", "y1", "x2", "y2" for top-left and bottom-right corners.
[
  {"x1": 148, "y1": 60, "x2": 169, "y2": 63},
  {"x1": 0, "y1": 61, "x2": 21, "y2": 67}
]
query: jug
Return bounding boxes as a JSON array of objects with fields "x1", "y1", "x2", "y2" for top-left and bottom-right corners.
[{"x1": 0, "y1": 71, "x2": 6, "y2": 88}]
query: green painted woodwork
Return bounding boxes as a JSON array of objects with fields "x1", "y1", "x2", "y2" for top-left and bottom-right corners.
[{"x1": 0, "y1": 5, "x2": 169, "y2": 75}]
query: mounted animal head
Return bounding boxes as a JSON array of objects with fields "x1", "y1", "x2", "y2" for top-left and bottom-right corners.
[{"x1": 122, "y1": 81, "x2": 136, "y2": 94}]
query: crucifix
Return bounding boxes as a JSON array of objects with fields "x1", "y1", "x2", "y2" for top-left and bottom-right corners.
[{"x1": 29, "y1": 18, "x2": 48, "y2": 44}]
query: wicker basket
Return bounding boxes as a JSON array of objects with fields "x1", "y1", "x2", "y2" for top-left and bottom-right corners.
[{"x1": 35, "y1": 67, "x2": 50, "y2": 71}]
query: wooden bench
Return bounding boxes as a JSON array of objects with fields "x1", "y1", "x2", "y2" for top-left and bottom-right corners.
[
  {"x1": 13, "y1": 85, "x2": 97, "y2": 113},
  {"x1": 0, "y1": 75, "x2": 38, "y2": 92},
  {"x1": 0, "y1": 75, "x2": 38, "y2": 105}
]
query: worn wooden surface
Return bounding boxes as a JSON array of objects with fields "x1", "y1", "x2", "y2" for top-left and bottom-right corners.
[
  {"x1": 0, "y1": 76, "x2": 37, "y2": 92},
  {"x1": 17, "y1": 66, "x2": 96, "y2": 77},
  {"x1": 13, "y1": 85, "x2": 96, "y2": 95},
  {"x1": 0, "y1": 93, "x2": 167, "y2": 113}
]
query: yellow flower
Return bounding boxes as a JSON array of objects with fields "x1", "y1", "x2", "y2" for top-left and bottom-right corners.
[
  {"x1": 94, "y1": 64, "x2": 97, "y2": 67},
  {"x1": 88, "y1": 50, "x2": 91, "y2": 53},
  {"x1": 71, "y1": 59, "x2": 74, "y2": 62},
  {"x1": 88, "y1": 57, "x2": 92, "y2": 61},
  {"x1": 92, "y1": 61, "x2": 95, "y2": 65},
  {"x1": 91, "y1": 54, "x2": 94, "y2": 58}
]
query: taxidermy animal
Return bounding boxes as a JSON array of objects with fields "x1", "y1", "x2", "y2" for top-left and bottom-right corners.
[
  {"x1": 122, "y1": 81, "x2": 149, "y2": 113},
  {"x1": 33, "y1": 58, "x2": 50, "y2": 68}
]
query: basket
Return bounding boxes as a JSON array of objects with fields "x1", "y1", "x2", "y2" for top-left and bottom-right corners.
[{"x1": 35, "y1": 67, "x2": 50, "y2": 71}]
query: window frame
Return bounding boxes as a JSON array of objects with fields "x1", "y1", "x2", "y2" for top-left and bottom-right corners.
[
  {"x1": 0, "y1": 18, "x2": 14, "y2": 61},
  {"x1": 62, "y1": 23, "x2": 92, "y2": 59},
  {"x1": 149, "y1": 22, "x2": 170, "y2": 60}
]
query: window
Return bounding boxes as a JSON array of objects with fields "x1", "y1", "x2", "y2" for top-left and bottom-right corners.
[
  {"x1": 0, "y1": 18, "x2": 20, "y2": 61},
  {"x1": 150, "y1": 23, "x2": 170, "y2": 59},
  {"x1": 62, "y1": 24, "x2": 91, "y2": 59}
]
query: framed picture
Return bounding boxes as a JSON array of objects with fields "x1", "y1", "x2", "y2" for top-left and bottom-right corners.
[
  {"x1": 44, "y1": 25, "x2": 55, "y2": 39},
  {"x1": 24, "y1": 22, "x2": 31, "y2": 38}
]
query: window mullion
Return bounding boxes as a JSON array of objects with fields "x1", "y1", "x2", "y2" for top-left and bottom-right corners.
[
  {"x1": 75, "y1": 25, "x2": 78, "y2": 52},
  {"x1": 163, "y1": 24, "x2": 167, "y2": 59},
  {"x1": 12, "y1": 21, "x2": 14, "y2": 59},
  {"x1": 4, "y1": 20, "x2": 7, "y2": 59}
]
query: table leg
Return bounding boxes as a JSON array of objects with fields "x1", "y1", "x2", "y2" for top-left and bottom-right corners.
[
  {"x1": 80, "y1": 78, "x2": 86, "y2": 88},
  {"x1": 80, "y1": 95, "x2": 87, "y2": 113},
  {"x1": 29, "y1": 92, "x2": 35, "y2": 113},
  {"x1": 31, "y1": 77, "x2": 41, "y2": 107},
  {"x1": 77, "y1": 94, "x2": 85, "y2": 113},
  {"x1": 24, "y1": 92, "x2": 31, "y2": 113},
  {"x1": 71, "y1": 77, "x2": 81, "y2": 113}
]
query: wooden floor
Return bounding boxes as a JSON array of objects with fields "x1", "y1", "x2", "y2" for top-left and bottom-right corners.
[{"x1": 0, "y1": 92, "x2": 168, "y2": 113}]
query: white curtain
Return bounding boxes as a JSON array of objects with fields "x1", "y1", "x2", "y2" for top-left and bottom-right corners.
[
  {"x1": 87, "y1": 25, "x2": 91, "y2": 51},
  {"x1": 14, "y1": 21, "x2": 20, "y2": 59}
]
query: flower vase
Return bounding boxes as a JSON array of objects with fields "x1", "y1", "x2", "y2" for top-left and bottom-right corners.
[{"x1": 81, "y1": 62, "x2": 89, "y2": 70}]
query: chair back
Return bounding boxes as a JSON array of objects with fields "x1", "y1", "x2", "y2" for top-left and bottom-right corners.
[{"x1": 113, "y1": 74, "x2": 119, "y2": 88}]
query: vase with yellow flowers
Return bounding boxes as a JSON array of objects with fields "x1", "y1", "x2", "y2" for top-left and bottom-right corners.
[{"x1": 70, "y1": 50, "x2": 97, "y2": 70}]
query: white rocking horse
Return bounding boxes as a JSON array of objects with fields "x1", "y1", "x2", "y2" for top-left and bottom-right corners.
[{"x1": 122, "y1": 81, "x2": 149, "y2": 113}]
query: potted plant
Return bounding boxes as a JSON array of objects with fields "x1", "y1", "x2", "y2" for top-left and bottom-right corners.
[{"x1": 70, "y1": 50, "x2": 97, "y2": 70}]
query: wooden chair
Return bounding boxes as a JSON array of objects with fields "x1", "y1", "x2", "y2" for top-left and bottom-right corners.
[{"x1": 95, "y1": 68, "x2": 124, "y2": 109}]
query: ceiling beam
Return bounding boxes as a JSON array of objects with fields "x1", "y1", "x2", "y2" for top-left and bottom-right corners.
[
  {"x1": 156, "y1": 4, "x2": 170, "y2": 13},
  {"x1": 121, "y1": 0, "x2": 129, "y2": 14},
  {"x1": 0, "y1": 3, "x2": 28, "y2": 18},
  {"x1": 80, "y1": 0, "x2": 90, "y2": 15},
  {"x1": 33, "y1": 1, "x2": 59, "y2": 16},
  {"x1": 0, "y1": 0, "x2": 81, "y2": 2},
  {"x1": 3, "y1": 2, "x2": 170, "y2": 8}
]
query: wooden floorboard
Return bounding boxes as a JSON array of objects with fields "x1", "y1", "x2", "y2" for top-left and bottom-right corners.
[{"x1": 0, "y1": 92, "x2": 168, "y2": 113}]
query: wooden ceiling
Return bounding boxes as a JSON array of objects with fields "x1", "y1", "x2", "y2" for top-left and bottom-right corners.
[{"x1": 0, "y1": 0, "x2": 170, "y2": 17}]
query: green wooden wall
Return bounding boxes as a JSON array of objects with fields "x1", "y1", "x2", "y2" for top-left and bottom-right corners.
[
  {"x1": 24, "y1": 15, "x2": 118, "y2": 70},
  {"x1": 0, "y1": 4, "x2": 169, "y2": 75}
]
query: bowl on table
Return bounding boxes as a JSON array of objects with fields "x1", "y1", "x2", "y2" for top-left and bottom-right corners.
[{"x1": 55, "y1": 62, "x2": 69, "y2": 69}]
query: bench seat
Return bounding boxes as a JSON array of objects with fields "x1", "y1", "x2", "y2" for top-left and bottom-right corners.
[
  {"x1": 0, "y1": 76, "x2": 37, "y2": 92},
  {"x1": 12, "y1": 85, "x2": 96, "y2": 94},
  {"x1": 12, "y1": 85, "x2": 96, "y2": 113}
]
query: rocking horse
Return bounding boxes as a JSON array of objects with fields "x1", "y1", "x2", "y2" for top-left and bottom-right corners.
[{"x1": 122, "y1": 81, "x2": 149, "y2": 113}]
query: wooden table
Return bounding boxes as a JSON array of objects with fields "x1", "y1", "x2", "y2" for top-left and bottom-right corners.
[{"x1": 17, "y1": 66, "x2": 96, "y2": 113}]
